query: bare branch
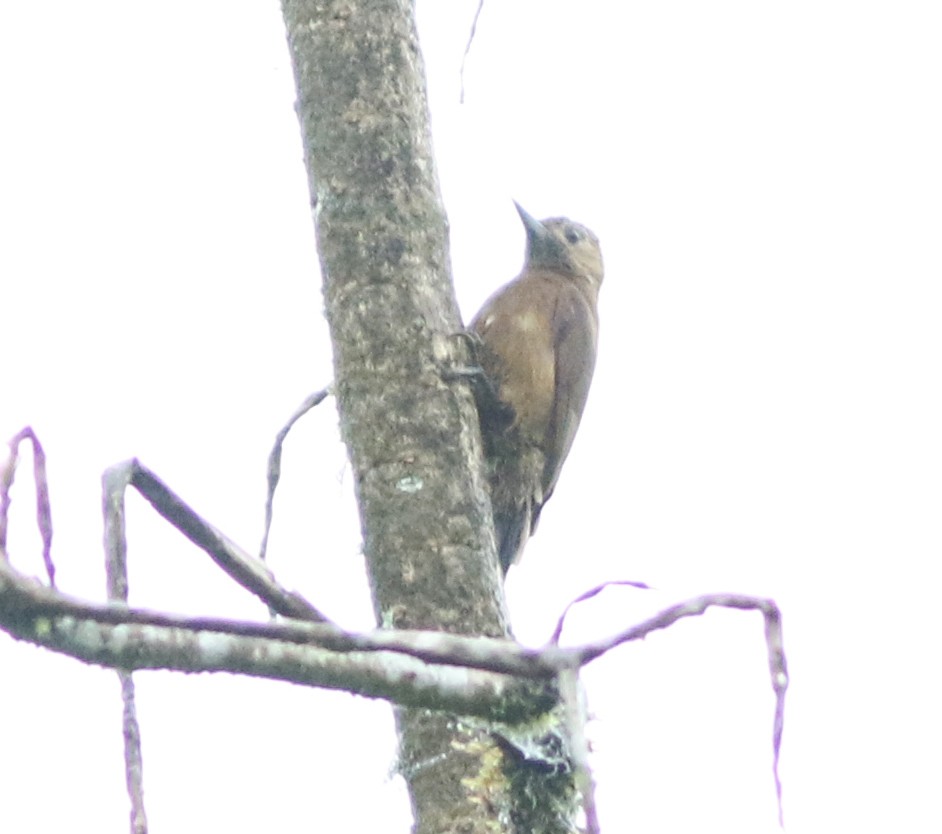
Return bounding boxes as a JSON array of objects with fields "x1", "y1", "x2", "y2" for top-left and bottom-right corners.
[
  {"x1": 0, "y1": 544, "x2": 788, "y2": 812},
  {"x1": 0, "y1": 557, "x2": 553, "y2": 723},
  {"x1": 103, "y1": 458, "x2": 329, "y2": 622},
  {"x1": 0, "y1": 553, "x2": 554, "y2": 677},
  {"x1": 4, "y1": 447, "x2": 789, "y2": 825},
  {"x1": 0, "y1": 542, "x2": 788, "y2": 727},
  {"x1": 558, "y1": 666, "x2": 599, "y2": 834},
  {"x1": 118, "y1": 671, "x2": 147, "y2": 834},
  {"x1": 572, "y1": 593, "x2": 780, "y2": 665},
  {"x1": 571, "y1": 592, "x2": 788, "y2": 826},
  {"x1": 101, "y1": 464, "x2": 147, "y2": 833},
  {"x1": 763, "y1": 603, "x2": 788, "y2": 827}
]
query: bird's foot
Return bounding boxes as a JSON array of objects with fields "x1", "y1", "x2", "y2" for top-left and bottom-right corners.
[{"x1": 442, "y1": 331, "x2": 515, "y2": 432}]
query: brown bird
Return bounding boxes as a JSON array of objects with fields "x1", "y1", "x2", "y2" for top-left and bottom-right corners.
[{"x1": 470, "y1": 203, "x2": 603, "y2": 573}]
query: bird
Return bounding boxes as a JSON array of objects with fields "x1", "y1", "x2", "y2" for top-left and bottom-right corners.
[{"x1": 469, "y1": 202, "x2": 603, "y2": 573}]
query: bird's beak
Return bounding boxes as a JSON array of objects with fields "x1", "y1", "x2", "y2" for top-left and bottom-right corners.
[
  {"x1": 513, "y1": 201, "x2": 547, "y2": 242},
  {"x1": 514, "y1": 201, "x2": 563, "y2": 267}
]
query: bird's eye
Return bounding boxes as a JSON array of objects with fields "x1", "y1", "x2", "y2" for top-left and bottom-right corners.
[{"x1": 564, "y1": 227, "x2": 582, "y2": 244}]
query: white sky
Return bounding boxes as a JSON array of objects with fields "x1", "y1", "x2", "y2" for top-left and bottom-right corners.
[{"x1": 2, "y1": 1, "x2": 940, "y2": 832}]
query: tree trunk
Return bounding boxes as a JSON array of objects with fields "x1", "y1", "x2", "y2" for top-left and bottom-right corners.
[{"x1": 280, "y1": 1, "x2": 533, "y2": 831}]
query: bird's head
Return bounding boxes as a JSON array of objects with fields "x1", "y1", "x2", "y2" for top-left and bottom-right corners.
[{"x1": 514, "y1": 202, "x2": 604, "y2": 291}]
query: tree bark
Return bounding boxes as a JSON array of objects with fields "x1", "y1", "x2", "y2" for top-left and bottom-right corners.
[{"x1": 280, "y1": 1, "x2": 520, "y2": 830}]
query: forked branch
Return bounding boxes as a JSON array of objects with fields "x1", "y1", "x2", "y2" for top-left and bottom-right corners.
[{"x1": 1, "y1": 426, "x2": 788, "y2": 829}]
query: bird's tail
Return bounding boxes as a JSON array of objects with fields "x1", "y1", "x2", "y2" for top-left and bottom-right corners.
[{"x1": 494, "y1": 502, "x2": 532, "y2": 574}]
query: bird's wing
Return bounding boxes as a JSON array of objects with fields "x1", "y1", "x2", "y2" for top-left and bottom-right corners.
[{"x1": 536, "y1": 287, "x2": 598, "y2": 525}]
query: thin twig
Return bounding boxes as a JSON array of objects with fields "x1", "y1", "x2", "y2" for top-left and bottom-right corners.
[
  {"x1": 549, "y1": 579, "x2": 651, "y2": 644},
  {"x1": 0, "y1": 443, "x2": 14, "y2": 561},
  {"x1": 259, "y1": 388, "x2": 330, "y2": 563},
  {"x1": 459, "y1": 0, "x2": 486, "y2": 103},
  {"x1": 2, "y1": 428, "x2": 55, "y2": 586}
]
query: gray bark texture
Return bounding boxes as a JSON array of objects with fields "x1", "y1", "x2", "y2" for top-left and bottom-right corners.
[
  {"x1": 281, "y1": 0, "x2": 505, "y2": 637},
  {"x1": 280, "y1": 2, "x2": 576, "y2": 832}
]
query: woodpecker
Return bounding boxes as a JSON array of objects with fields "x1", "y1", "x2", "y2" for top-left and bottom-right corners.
[{"x1": 470, "y1": 203, "x2": 603, "y2": 572}]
